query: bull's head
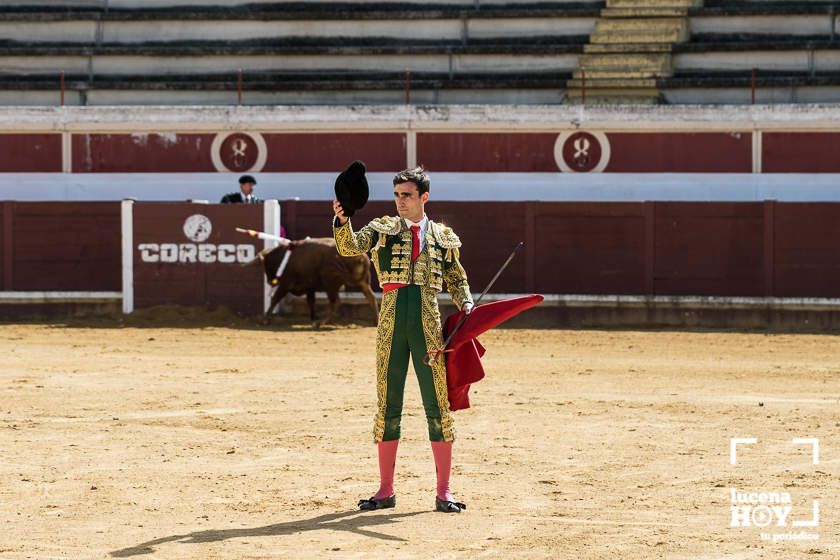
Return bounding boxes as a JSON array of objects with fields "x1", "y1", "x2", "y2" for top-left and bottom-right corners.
[
  {"x1": 258, "y1": 245, "x2": 290, "y2": 285},
  {"x1": 240, "y1": 247, "x2": 269, "y2": 268}
]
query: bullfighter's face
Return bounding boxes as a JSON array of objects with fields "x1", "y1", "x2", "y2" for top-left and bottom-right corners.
[{"x1": 393, "y1": 182, "x2": 428, "y2": 223}]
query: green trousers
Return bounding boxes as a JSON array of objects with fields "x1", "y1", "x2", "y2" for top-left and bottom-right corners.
[{"x1": 374, "y1": 284, "x2": 454, "y2": 442}]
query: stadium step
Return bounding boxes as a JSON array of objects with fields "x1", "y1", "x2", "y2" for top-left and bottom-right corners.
[
  {"x1": 575, "y1": 53, "x2": 673, "y2": 79},
  {"x1": 583, "y1": 42, "x2": 672, "y2": 53},
  {"x1": 601, "y1": 7, "x2": 690, "y2": 18},
  {"x1": 569, "y1": 0, "x2": 697, "y2": 104},
  {"x1": 606, "y1": 0, "x2": 701, "y2": 7},
  {"x1": 576, "y1": 65, "x2": 671, "y2": 79},
  {"x1": 595, "y1": 17, "x2": 686, "y2": 33},
  {"x1": 579, "y1": 52, "x2": 672, "y2": 70},
  {"x1": 590, "y1": 28, "x2": 687, "y2": 44},
  {"x1": 573, "y1": 69, "x2": 665, "y2": 79},
  {"x1": 567, "y1": 77, "x2": 658, "y2": 88}
]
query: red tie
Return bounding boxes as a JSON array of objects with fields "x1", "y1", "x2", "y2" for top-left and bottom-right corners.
[{"x1": 410, "y1": 225, "x2": 420, "y2": 261}]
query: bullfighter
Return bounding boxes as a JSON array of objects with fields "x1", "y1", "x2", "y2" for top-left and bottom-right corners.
[{"x1": 332, "y1": 166, "x2": 473, "y2": 513}]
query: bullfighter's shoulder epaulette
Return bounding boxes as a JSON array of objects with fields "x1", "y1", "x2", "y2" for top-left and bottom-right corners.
[
  {"x1": 367, "y1": 215, "x2": 402, "y2": 235},
  {"x1": 430, "y1": 221, "x2": 462, "y2": 249}
]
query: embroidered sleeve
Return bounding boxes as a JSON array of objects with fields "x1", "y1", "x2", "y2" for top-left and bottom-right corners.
[
  {"x1": 443, "y1": 245, "x2": 473, "y2": 310},
  {"x1": 333, "y1": 218, "x2": 376, "y2": 256}
]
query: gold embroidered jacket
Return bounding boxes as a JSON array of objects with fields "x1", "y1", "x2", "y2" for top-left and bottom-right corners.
[{"x1": 333, "y1": 216, "x2": 473, "y2": 309}]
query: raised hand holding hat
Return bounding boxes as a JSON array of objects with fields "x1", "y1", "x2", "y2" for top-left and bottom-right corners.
[{"x1": 334, "y1": 160, "x2": 369, "y2": 218}]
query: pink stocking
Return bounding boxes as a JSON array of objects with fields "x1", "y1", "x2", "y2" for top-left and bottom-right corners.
[
  {"x1": 373, "y1": 439, "x2": 399, "y2": 499},
  {"x1": 430, "y1": 441, "x2": 454, "y2": 502}
]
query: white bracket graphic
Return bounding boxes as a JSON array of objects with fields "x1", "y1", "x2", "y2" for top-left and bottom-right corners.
[
  {"x1": 730, "y1": 437, "x2": 757, "y2": 465},
  {"x1": 793, "y1": 500, "x2": 820, "y2": 527},
  {"x1": 791, "y1": 438, "x2": 820, "y2": 465}
]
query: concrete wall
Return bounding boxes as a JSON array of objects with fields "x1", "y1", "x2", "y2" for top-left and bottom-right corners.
[
  {"x1": 2, "y1": 105, "x2": 840, "y2": 200},
  {"x1": 662, "y1": 86, "x2": 840, "y2": 105},
  {"x1": 8, "y1": 172, "x2": 840, "y2": 203},
  {"x1": 690, "y1": 14, "x2": 835, "y2": 35},
  {"x1": 3, "y1": 0, "x2": 598, "y2": 6},
  {"x1": 674, "y1": 50, "x2": 840, "y2": 73},
  {"x1": 0, "y1": 14, "x2": 595, "y2": 44}
]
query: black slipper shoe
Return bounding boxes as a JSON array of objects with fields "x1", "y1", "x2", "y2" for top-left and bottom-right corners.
[
  {"x1": 358, "y1": 495, "x2": 396, "y2": 511},
  {"x1": 435, "y1": 496, "x2": 466, "y2": 513}
]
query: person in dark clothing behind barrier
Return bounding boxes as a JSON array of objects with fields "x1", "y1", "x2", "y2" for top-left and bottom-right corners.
[{"x1": 221, "y1": 175, "x2": 262, "y2": 204}]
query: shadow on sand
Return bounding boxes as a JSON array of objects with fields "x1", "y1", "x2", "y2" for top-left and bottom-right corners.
[{"x1": 110, "y1": 509, "x2": 427, "y2": 557}]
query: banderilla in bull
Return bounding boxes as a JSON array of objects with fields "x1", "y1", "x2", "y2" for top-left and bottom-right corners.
[{"x1": 236, "y1": 227, "x2": 292, "y2": 247}]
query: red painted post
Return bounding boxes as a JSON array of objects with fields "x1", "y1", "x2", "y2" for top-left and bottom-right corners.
[
  {"x1": 581, "y1": 68, "x2": 586, "y2": 105},
  {"x1": 763, "y1": 199, "x2": 775, "y2": 297},
  {"x1": 404, "y1": 70, "x2": 411, "y2": 105},
  {"x1": 60, "y1": 71, "x2": 65, "y2": 106},
  {"x1": 237, "y1": 69, "x2": 243, "y2": 106},
  {"x1": 644, "y1": 201, "x2": 655, "y2": 295},
  {"x1": 2, "y1": 201, "x2": 13, "y2": 290},
  {"x1": 525, "y1": 201, "x2": 536, "y2": 293},
  {"x1": 751, "y1": 68, "x2": 757, "y2": 104},
  {"x1": 282, "y1": 199, "x2": 298, "y2": 239}
]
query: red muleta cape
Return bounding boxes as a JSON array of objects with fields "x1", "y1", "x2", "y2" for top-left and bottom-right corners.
[{"x1": 443, "y1": 294, "x2": 544, "y2": 411}]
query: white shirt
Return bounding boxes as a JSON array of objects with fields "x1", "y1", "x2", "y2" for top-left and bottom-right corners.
[{"x1": 404, "y1": 214, "x2": 428, "y2": 251}]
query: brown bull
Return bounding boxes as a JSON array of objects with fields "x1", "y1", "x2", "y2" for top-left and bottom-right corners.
[{"x1": 248, "y1": 237, "x2": 378, "y2": 327}]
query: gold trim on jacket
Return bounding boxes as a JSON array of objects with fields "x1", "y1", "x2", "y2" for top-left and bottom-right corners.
[{"x1": 333, "y1": 216, "x2": 473, "y2": 309}]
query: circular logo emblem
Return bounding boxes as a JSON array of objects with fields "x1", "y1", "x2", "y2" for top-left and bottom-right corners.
[
  {"x1": 751, "y1": 506, "x2": 773, "y2": 528},
  {"x1": 554, "y1": 131, "x2": 611, "y2": 173},
  {"x1": 210, "y1": 131, "x2": 267, "y2": 173},
  {"x1": 183, "y1": 214, "x2": 212, "y2": 242}
]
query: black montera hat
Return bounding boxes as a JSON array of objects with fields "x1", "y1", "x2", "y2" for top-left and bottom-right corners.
[
  {"x1": 334, "y1": 160, "x2": 369, "y2": 218},
  {"x1": 239, "y1": 175, "x2": 257, "y2": 185}
]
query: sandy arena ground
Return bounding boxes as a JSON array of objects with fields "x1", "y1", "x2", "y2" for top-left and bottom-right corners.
[{"x1": 1, "y1": 312, "x2": 839, "y2": 559}]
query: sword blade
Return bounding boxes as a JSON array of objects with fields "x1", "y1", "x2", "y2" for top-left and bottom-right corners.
[{"x1": 428, "y1": 241, "x2": 524, "y2": 364}]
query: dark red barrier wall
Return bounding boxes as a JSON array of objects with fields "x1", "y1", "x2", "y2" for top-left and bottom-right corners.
[
  {"x1": 1, "y1": 201, "x2": 120, "y2": 291},
  {"x1": 73, "y1": 134, "x2": 215, "y2": 172},
  {"x1": 286, "y1": 201, "x2": 651, "y2": 295},
  {"x1": 132, "y1": 203, "x2": 264, "y2": 314},
  {"x1": 774, "y1": 203, "x2": 840, "y2": 297},
  {"x1": 534, "y1": 203, "x2": 648, "y2": 294},
  {"x1": 73, "y1": 132, "x2": 406, "y2": 173},
  {"x1": 0, "y1": 134, "x2": 62, "y2": 172},
  {"x1": 763, "y1": 133, "x2": 840, "y2": 173},
  {"x1": 655, "y1": 203, "x2": 765, "y2": 296},
  {"x1": 262, "y1": 134, "x2": 405, "y2": 172},
  {"x1": 417, "y1": 133, "x2": 558, "y2": 172},
  {"x1": 279, "y1": 200, "x2": 840, "y2": 299},
  {"x1": 4, "y1": 201, "x2": 840, "y2": 302},
  {"x1": 38, "y1": 130, "x2": 840, "y2": 173},
  {"x1": 416, "y1": 132, "x2": 752, "y2": 172},
  {"x1": 0, "y1": 203, "x2": 7, "y2": 289}
]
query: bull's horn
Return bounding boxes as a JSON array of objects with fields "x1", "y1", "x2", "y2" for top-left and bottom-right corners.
[{"x1": 240, "y1": 256, "x2": 262, "y2": 268}]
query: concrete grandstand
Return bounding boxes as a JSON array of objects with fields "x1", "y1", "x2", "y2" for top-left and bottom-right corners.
[{"x1": 1, "y1": 0, "x2": 839, "y2": 105}]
